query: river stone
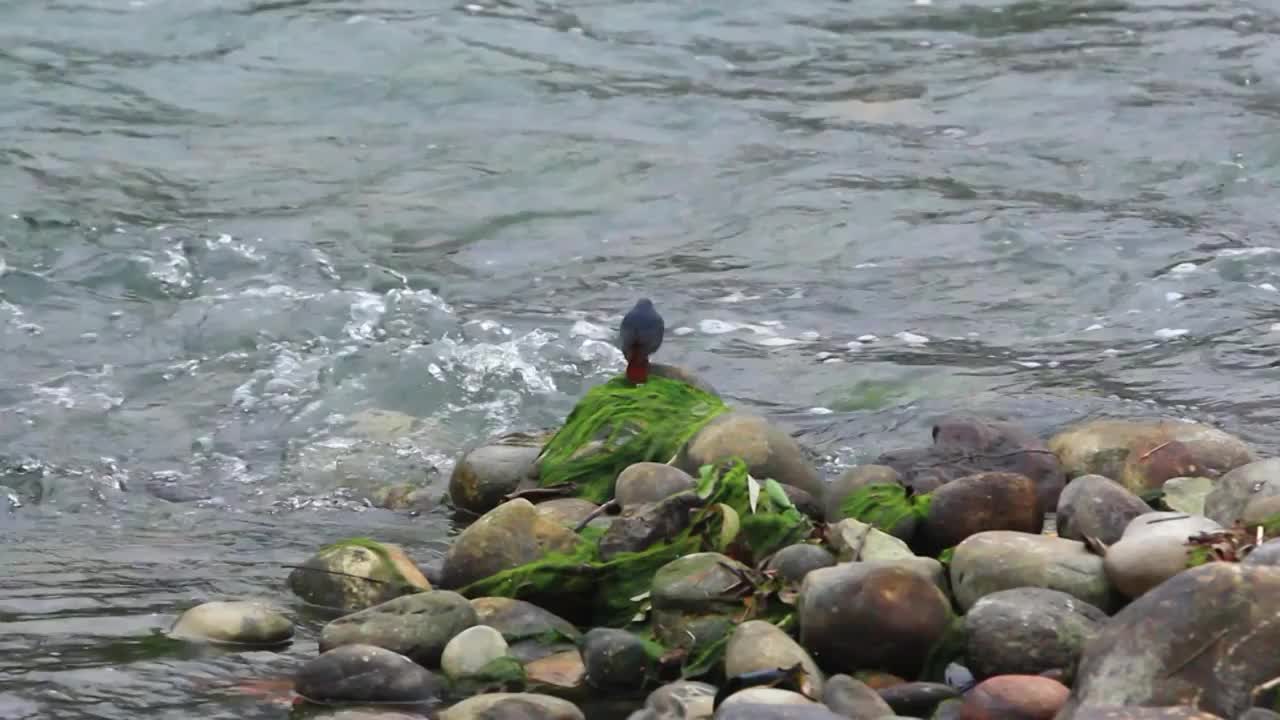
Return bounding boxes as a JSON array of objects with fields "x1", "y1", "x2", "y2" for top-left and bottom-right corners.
[
  {"x1": 319, "y1": 590, "x2": 477, "y2": 666},
  {"x1": 1243, "y1": 538, "x2": 1280, "y2": 567},
  {"x1": 288, "y1": 539, "x2": 432, "y2": 612},
  {"x1": 1048, "y1": 419, "x2": 1253, "y2": 494},
  {"x1": 799, "y1": 564, "x2": 952, "y2": 678},
  {"x1": 917, "y1": 471, "x2": 1043, "y2": 554},
  {"x1": 725, "y1": 620, "x2": 824, "y2": 697},
  {"x1": 616, "y1": 463, "x2": 697, "y2": 509},
  {"x1": 449, "y1": 435, "x2": 547, "y2": 516},
  {"x1": 822, "y1": 674, "x2": 894, "y2": 719},
  {"x1": 582, "y1": 628, "x2": 650, "y2": 692},
  {"x1": 713, "y1": 705, "x2": 846, "y2": 720},
  {"x1": 650, "y1": 362, "x2": 721, "y2": 398},
  {"x1": 959, "y1": 675, "x2": 1067, "y2": 720},
  {"x1": 442, "y1": 625, "x2": 511, "y2": 681},
  {"x1": 1069, "y1": 709, "x2": 1224, "y2": 720},
  {"x1": 877, "y1": 682, "x2": 958, "y2": 716},
  {"x1": 676, "y1": 411, "x2": 824, "y2": 500},
  {"x1": 934, "y1": 698, "x2": 964, "y2": 720},
  {"x1": 1241, "y1": 493, "x2": 1280, "y2": 530},
  {"x1": 471, "y1": 597, "x2": 581, "y2": 662},
  {"x1": 1054, "y1": 475, "x2": 1152, "y2": 546},
  {"x1": 535, "y1": 498, "x2": 599, "y2": 529},
  {"x1": 963, "y1": 588, "x2": 1105, "y2": 679},
  {"x1": 442, "y1": 498, "x2": 585, "y2": 589},
  {"x1": 438, "y1": 692, "x2": 585, "y2": 720},
  {"x1": 718, "y1": 687, "x2": 818, "y2": 709},
  {"x1": 950, "y1": 531, "x2": 1117, "y2": 612},
  {"x1": 829, "y1": 518, "x2": 916, "y2": 562},
  {"x1": 1240, "y1": 711, "x2": 1280, "y2": 720},
  {"x1": 878, "y1": 415, "x2": 1066, "y2": 514},
  {"x1": 763, "y1": 544, "x2": 835, "y2": 584},
  {"x1": 598, "y1": 491, "x2": 704, "y2": 561},
  {"x1": 1161, "y1": 476, "x2": 1214, "y2": 515},
  {"x1": 1058, "y1": 563, "x2": 1280, "y2": 719},
  {"x1": 372, "y1": 483, "x2": 436, "y2": 512},
  {"x1": 651, "y1": 552, "x2": 752, "y2": 615},
  {"x1": 1103, "y1": 512, "x2": 1222, "y2": 599},
  {"x1": 626, "y1": 680, "x2": 716, "y2": 720},
  {"x1": 169, "y1": 600, "x2": 294, "y2": 646},
  {"x1": 523, "y1": 649, "x2": 587, "y2": 699},
  {"x1": 295, "y1": 644, "x2": 443, "y2": 705},
  {"x1": 824, "y1": 464, "x2": 906, "y2": 523},
  {"x1": 1203, "y1": 458, "x2": 1280, "y2": 525}
]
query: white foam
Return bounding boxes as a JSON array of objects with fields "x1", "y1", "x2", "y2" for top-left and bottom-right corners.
[
  {"x1": 895, "y1": 331, "x2": 929, "y2": 345},
  {"x1": 1155, "y1": 328, "x2": 1189, "y2": 340},
  {"x1": 1165, "y1": 291, "x2": 1184, "y2": 302},
  {"x1": 1169, "y1": 263, "x2": 1199, "y2": 275}
]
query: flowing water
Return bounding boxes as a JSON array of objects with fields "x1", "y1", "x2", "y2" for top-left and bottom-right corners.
[{"x1": 2, "y1": 0, "x2": 1280, "y2": 717}]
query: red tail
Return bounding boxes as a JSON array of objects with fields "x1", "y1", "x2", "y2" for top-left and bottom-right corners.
[{"x1": 625, "y1": 347, "x2": 649, "y2": 384}]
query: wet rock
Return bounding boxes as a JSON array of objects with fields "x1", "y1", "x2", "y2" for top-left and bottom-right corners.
[
  {"x1": 713, "y1": 705, "x2": 846, "y2": 720},
  {"x1": 441, "y1": 498, "x2": 585, "y2": 590},
  {"x1": 917, "y1": 472, "x2": 1042, "y2": 554},
  {"x1": 598, "y1": 491, "x2": 704, "y2": 561},
  {"x1": 535, "y1": 498, "x2": 600, "y2": 529},
  {"x1": 677, "y1": 411, "x2": 824, "y2": 500},
  {"x1": 449, "y1": 435, "x2": 546, "y2": 516},
  {"x1": 799, "y1": 564, "x2": 953, "y2": 678},
  {"x1": 1069, "y1": 709, "x2": 1224, "y2": 720},
  {"x1": 1240, "y1": 711, "x2": 1280, "y2": 720},
  {"x1": 626, "y1": 680, "x2": 716, "y2": 720},
  {"x1": 372, "y1": 483, "x2": 436, "y2": 512},
  {"x1": 1056, "y1": 475, "x2": 1152, "y2": 546},
  {"x1": 725, "y1": 620, "x2": 824, "y2": 697},
  {"x1": 1161, "y1": 476, "x2": 1214, "y2": 515},
  {"x1": 652, "y1": 552, "x2": 752, "y2": 616},
  {"x1": 616, "y1": 463, "x2": 697, "y2": 509},
  {"x1": 1241, "y1": 493, "x2": 1280, "y2": 529},
  {"x1": 650, "y1": 362, "x2": 721, "y2": 398},
  {"x1": 949, "y1": 531, "x2": 1117, "y2": 612},
  {"x1": 288, "y1": 539, "x2": 432, "y2": 612},
  {"x1": 959, "y1": 675, "x2": 1067, "y2": 720},
  {"x1": 582, "y1": 628, "x2": 650, "y2": 692},
  {"x1": 168, "y1": 600, "x2": 293, "y2": 647},
  {"x1": 717, "y1": 687, "x2": 818, "y2": 710},
  {"x1": 934, "y1": 699, "x2": 964, "y2": 720},
  {"x1": 822, "y1": 674, "x2": 894, "y2": 719},
  {"x1": 471, "y1": 597, "x2": 581, "y2": 663},
  {"x1": 825, "y1": 465, "x2": 906, "y2": 523},
  {"x1": 963, "y1": 587, "x2": 1105, "y2": 679},
  {"x1": 1203, "y1": 458, "x2": 1280, "y2": 526},
  {"x1": 1059, "y1": 563, "x2": 1280, "y2": 719},
  {"x1": 879, "y1": 415, "x2": 1066, "y2": 514},
  {"x1": 319, "y1": 590, "x2": 477, "y2": 666},
  {"x1": 295, "y1": 644, "x2": 443, "y2": 705},
  {"x1": 438, "y1": 692, "x2": 585, "y2": 720},
  {"x1": 763, "y1": 544, "x2": 835, "y2": 584},
  {"x1": 828, "y1": 518, "x2": 916, "y2": 562},
  {"x1": 1243, "y1": 538, "x2": 1280, "y2": 567},
  {"x1": 442, "y1": 625, "x2": 512, "y2": 681},
  {"x1": 855, "y1": 671, "x2": 907, "y2": 690},
  {"x1": 1103, "y1": 512, "x2": 1222, "y2": 599},
  {"x1": 1049, "y1": 419, "x2": 1253, "y2": 495},
  {"x1": 524, "y1": 649, "x2": 587, "y2": 699},
  {"x1": 877, "y1": 682, "x2": 958, "y2": 716}
]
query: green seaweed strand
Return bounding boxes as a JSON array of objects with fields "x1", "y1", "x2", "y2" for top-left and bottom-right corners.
[
  {"x1": 839, "y1": 483, "x2": 932, "y2": 534},
  {"x1": 537, "y1": 376, "x2": 728, "y2": 503}
]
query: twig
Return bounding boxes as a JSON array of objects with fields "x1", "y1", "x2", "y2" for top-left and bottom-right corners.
[
  {"x1": 1139, "y1": 441, "x2": 1173, "y2": 460},
  {"x1": 572, "y1": 499, "x2": 619, "y2": 532},
  {"x1": 502, "y1": 482, "x2": 577, "y2": 503}
]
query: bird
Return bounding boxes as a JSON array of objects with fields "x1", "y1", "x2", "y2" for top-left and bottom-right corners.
[{"x1": 618, "y1": 298, "x2": 664, "y2": 385}]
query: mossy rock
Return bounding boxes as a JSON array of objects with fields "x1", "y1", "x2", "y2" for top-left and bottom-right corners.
[{"x1": 288, "y1": 538, "x2": 431, "y2": 612}]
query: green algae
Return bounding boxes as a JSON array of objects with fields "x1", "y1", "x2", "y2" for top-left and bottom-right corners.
[{"x1": 839, "y1": 482, "x2": 932, "y2": 536}]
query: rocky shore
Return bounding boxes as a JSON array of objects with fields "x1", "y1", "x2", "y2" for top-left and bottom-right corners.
[{"x1": 167, "y1": 368, "x2": 1280, "y2": 720}]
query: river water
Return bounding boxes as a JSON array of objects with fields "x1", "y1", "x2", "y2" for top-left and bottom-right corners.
[{"x1": 2, "y1": 0, "x2": 1279, "y2": 717}]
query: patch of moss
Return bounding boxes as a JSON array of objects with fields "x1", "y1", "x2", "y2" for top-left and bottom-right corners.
[
  {"x1": 451, "y1": 655, "x2": 527, "y2": 696},
  {"x1": 537, "y1": 376, "x2": 729, "y2": 503},
  {"x1": 839, "y1": 483, "x2": 932, "y2": 535},
  {"x1": 315, "y1": 536, "x2": 415, "y2": 590}
]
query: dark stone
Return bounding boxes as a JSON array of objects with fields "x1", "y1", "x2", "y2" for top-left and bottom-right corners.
[
  {"x1": 822, "y1": 673, "x2": 894, "y2": 718},
  {"x1": 876, "y1": 682, "x2": 958, "y2": 717},
  {"x1": 963, "y1": 588, "x2": 1106, "y2": 679},
  {"x1": 471, "y1": 597, "x2": 581, "y2": 663},
  {"x1": 763, "y1": 544, "x2": 836, "y2": 585},
  {"x1": 1244, "y1": 539, "x2": 1280, "y2": 567},
  {"x1": 295, "y1": 644, "x2": 443, "y2": 705},
  {"x1": 916, "y1": 471, "x2": 1043, "y2": 554},
  {"x1": 1059, "y1": 563, "x2": 1280, "y2": 719},
  {"x1": 598, "y1": 491, "x2": 705, "y2": 561},
  {"x1": 877, "y1": 415, "x2": 1066, "y2": 515},
  {"x1": 1055, "y1": 474, "x2": 1152, "y2": 546},
  {"x1": 319, "y1": 591, "x2": 477, "y2": 666},
  {"x1": 581, "y1": 628, "x2": 650, "y2": 692}
]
